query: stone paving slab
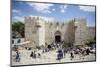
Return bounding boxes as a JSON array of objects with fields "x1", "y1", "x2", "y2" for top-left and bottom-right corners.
[{"x1": 12, "y1": 50, "x2": 96, "y2": 66}]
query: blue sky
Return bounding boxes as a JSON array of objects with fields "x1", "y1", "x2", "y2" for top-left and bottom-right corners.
[{"x1": 12, "y1": 1, "x2": 96, "y2": 26}]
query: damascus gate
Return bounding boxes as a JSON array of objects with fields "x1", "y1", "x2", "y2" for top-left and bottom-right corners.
[{"x1": 24, "y1": 16, "x2": 95, "y2": 48}]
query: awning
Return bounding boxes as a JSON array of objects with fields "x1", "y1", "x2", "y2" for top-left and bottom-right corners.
[{"x1": 15, "y1": 41, "x2": 30, "y2": 45}]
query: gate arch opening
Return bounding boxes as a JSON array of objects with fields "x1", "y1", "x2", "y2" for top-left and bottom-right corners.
[{"x1": 55, "y1": 31, "x2": 61, "y2": 43}]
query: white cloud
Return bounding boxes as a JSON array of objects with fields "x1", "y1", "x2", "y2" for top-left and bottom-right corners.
[
  {"x1": 29, "y1": 15, "x2": 55, "y2": 21},
  {"x1": 12, "y1": 9, "x2": 20, "y2": 13},
  {"x1": 52, "y1": 8, "x2": 55, "y2": 11},
  {"x1": 12, "y1": 16, "x2": 24, "y2": 22},
  {"x1": 60, "y1": 5, "x2": 67, "y2": 13},
  {"x1": 41, "y1": 16, "x2": 55, "y2": 21},
  {"x1": 12, "y1": 9, "x2": 22, "y2": 15},
  {"x1": 27, "y1": 3, "x2": 54, "y2": 14},
  {"x1": 79, "y1": 6, "x2": 95, "y2": 12},
  {"x1": 61, "y1": 9, "x2": 65, "y2": 13}
]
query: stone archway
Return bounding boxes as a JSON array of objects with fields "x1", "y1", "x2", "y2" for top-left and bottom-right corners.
[{"x1": 55, "y1": 31, "x2": 61, "y2": 43}]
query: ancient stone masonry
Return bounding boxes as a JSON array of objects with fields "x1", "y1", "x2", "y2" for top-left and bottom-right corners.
[
  {"x1": 87, "y1": 27, "x2": 96, "y2": 40},
  {"x1": 74, "y1": 19, "x2": 88, "y2": 46},
  {"x1": 25, "y1": 16, "x2": 95, "y2": 48}
]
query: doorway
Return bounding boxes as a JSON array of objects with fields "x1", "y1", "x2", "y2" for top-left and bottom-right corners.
[{"x1": 55, "y1": 35, "x2": 61, "y2": 43}]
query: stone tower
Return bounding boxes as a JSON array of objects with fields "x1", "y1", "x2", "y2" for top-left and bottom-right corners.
[
  {"x1": 25, "y1": 17, "x2": 40, "y2": 48},
  {"x1": 74, "y1": 18, "x2": 88, "y2": 46}
]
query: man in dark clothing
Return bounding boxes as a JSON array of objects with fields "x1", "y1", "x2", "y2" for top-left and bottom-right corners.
[
  {"x1": 56, "y1": 49, "x2": 63, "y2": 61},
  {"x1": 48, "y1": 45, "x2": 51, "y2": 50},
  {"x1": 30, "y1": 51, "x2": 36, "y2": 58},
  {"x1": 30, "y1": 51, "x2": 33, "y2": 57},
  {"x1": 16, "y1": 51, "x2": 20, "y2": 62},
  {"x1": 86, "y1": 48, "x2": 90, "y2": 55},
  {"x1": 70, "y1": 51, "x2": 74, "y2": 60}
]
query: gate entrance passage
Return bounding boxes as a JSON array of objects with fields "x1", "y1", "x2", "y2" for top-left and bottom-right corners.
[
  {"x1": 55, "y1": 35, "x2": 61, "y2": 43},
  {"x1": 55, "y1": 31, "x2": 61, "y2": 43}
]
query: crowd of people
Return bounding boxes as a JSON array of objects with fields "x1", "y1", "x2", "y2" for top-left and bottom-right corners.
[
  {"x1": 13, "y1": 42, "x2": 95, "y2": 63},
  {"x1": 56, "y1": 46, "x2": 92, "y2": 61}
]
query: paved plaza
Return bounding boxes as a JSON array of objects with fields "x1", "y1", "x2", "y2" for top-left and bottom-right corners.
[{"x1": 12, "y1": 49, "x2": 96, "y2": 66}]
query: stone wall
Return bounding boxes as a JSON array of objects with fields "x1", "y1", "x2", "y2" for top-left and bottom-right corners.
[
  {"x1": 87, "y1": 27, "x2": 96, "y2": 40},
  {"x1": 64, "y1": 19, "x2": 75, "y2": 46},
  {"x1": 25, "y1": 16, "x2": 95, "y2": 48}
]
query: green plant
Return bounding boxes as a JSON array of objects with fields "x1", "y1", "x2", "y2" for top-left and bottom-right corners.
[{"x1": 12, "y1": 21, "x2": 25, "y2": 38}]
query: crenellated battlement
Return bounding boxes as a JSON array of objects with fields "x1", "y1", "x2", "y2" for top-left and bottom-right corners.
[
  {"x1": 25, "y1": 16, "x2": 86, "y2": 24},
  {"x1": 24, "y1": 16, "x2": 93, "y2": 48},
  {"x1": 25, "y1": 16, "x2": 88, "y2": 31}
]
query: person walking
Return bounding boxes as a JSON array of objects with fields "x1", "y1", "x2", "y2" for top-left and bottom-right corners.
[
  {"x1": 86, "y1": 48, "x2": 90, "y2": 55},
  {"x1": 15, "y1": 51, "x2": 20, "y2": 62},
  {"x1": 63, "y1": 48, "x2": 66, "y2": 58},
  {"x1": 33, "y1": 51, "x2": 36, "y2": 58},
  {"x1": 70, "y1": 51, "x2": 74, "y2": 60},
  {"x1": 56, "y1": 48, "x2": 63, "y2": 61},
  {"x1": 30, "y1": 51, "x2": 33, "y2": 58}
]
